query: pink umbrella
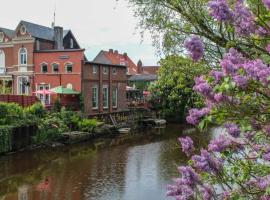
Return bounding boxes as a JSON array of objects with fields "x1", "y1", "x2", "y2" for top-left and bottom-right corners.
[{"x1": 33, "y1": 90, "x2": 55, "y2": 95}]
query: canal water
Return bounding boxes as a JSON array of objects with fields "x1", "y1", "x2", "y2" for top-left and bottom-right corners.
[{"x1": 0, "y1": 124, "x2": 214, "y2": 200}]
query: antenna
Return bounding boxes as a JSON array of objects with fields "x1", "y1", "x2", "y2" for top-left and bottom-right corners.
[{"x1": 52, "y1": 2, "x2": 56, "y2": 28}]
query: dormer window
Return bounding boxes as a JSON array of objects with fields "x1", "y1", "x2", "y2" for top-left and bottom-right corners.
[
  {"x1": 70, "y1": 38, "x2": 74, "y2": 48},
  {"x1": 19, "y1": 48, "x2": 27, "y2": 65},
  {"x1": 20, "y1": 25, "x2": 26, "y2": 35},
  {"x1": 0, "y1": 32, "x2": 4, "y2": 43},
  {"x1": 41, "y1": 63, "x2": 48, "y2": 73}
]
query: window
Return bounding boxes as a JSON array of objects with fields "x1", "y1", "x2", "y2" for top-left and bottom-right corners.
[
  {"x1": 103, "y1": 85, "x2": 108, "y2": 109},
  {"x1": 20, "y1": 25, "x2": 26, "y2": 35},
  {"x1": 93, "y1": 65, "x2": 98, "y2": 74},
  {"x1": 65, "y1": 63, "x2": 73, "y2": 73},
  {"x1": 112, "y1": 87, "x2": 118, "y2": 108},
  {"x1": 0, "y1": 50, "x2": 5, "y2": 74},
  {"x1": 41, "y1": 63, "x2": 48, "y2": 73},
  {"x1": 103, "y1": 66, "x2": 108, "y2": 74},
  {"x1": 92, "y1": 85, "x2": 98, "y2": 109},
  {"x1": 52, "y1": 63, "x2": 59, "y2": 73},
  {"x1": 112, "y1": 67, "x2": 117, "y2": 75},
  {"x1": 19, "y1": 48, "x2": 27, "y2": 65},
  {"x1": 67, "y1": 83, "x2": 73, "y2": 89},
  {"x1": 0, "y1": 32, "x2": 4, "y2": 42},
  {"x1": 17, "y1": 76, "x2": 29, "y2": 95},
  {"x1": 37, "y1": 84, "x2": 50, "y2": 105},
  {"x1": 70, "y1": 38, "x2": 74, "y2": 48}
]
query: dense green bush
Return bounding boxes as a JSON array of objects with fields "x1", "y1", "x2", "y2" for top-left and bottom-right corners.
[
  {"x1": 0, "y1": 102, "x2": 24, "y2": 125},
  {"x1": 24, "y1": 103, "x2": 45, "y2": 118},
  {"x1": 0, "y1": 125, "x2": 13, "y2": 153},
  {"x1": 78, "y1": 119, "x2": 98, "y2": 133}
]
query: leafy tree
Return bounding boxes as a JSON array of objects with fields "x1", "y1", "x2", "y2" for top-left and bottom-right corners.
[
  {"x1": 149, "y1": 56, "x2": 210, "y2": 121},
  {"x1": 126, "y1": 0, "x2": 270, "y2": 63}
]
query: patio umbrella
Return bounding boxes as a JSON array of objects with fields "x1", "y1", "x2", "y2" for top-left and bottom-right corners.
[
  {"x1": 33, "y1": 89, "x2": 55, "y2": 95},
  {"x1": 50, "y1": 86, "x2": 79, "y2": 94}
]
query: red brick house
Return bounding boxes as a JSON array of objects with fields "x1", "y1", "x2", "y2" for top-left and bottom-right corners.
[
  {"x1": 0, "y1": 21, "x2": 82, "y2": 93},
  {"x1": 82, "y1": 61, "x2": 127, "y2": 115}
]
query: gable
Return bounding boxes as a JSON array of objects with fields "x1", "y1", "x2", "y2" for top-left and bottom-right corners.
[{"x1": 63, "y1": 31, "x2": 80, "y2": 49}]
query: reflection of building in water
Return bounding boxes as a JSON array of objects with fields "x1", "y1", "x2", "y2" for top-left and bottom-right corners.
[{"x1": 18, "y1": 185, "x2": 29, "y2": 200}]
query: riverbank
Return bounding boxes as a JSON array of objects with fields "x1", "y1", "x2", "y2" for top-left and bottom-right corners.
[{"x1": 0, "y1": 124, "x2": 212, "y2": 200}]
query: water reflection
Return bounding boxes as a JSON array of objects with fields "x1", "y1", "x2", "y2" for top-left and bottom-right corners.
[{"x1": 0, "y1": 124, "x2": 212, "y2": 200}]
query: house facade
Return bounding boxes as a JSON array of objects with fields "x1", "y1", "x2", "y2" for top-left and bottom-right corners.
[
  {"x1": 82, "y1": 61, "x2": 127, "y2": 115},
  {"x1": 0, "y1": 21, "x2": 82, "y2": 97}
]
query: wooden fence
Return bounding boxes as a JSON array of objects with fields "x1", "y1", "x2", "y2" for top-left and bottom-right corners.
[{"x1": 0, "y1": 95, "x2": 39, "y2": 107}]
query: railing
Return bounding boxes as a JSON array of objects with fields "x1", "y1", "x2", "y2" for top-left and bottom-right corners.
[{"x1": 0, "y1": 95, "x2": 39, "y2": 107}]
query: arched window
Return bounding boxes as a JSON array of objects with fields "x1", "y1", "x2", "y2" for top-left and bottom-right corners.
[
  {"x1": 65, "y1": 62, "x2": 73, "y2": 73},
  {"x1": 70, "y1": 38, "x2": 74, "y2": 48},
  {"x1": 19, "y1": 48, "x2": 27, "y2": 65},
  {"x1": 40, "y1": 63, "x2": 48, "y2": 73},
  {"x1": 51, "y1": 63, "x2": 59, "y2": 73}
]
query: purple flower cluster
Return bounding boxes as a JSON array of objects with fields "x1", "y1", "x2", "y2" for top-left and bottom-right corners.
[
  {"x1": 199, "y1": 184, "x2": 214, "y2": 200},
  {"x1": 208, "y1": 134, "x2": 231, "y2": 152},
  {"x1": 208, "y1": 0, "x2": 233, "y2": 21},
  {"x1": 184, "y1": 36, "x2": 204, "y2": 62},
  {"x1": 233, "y1": 1, "x2": 256, "y2": 36},
  {"x1": 256, "y1": 26, "x2": 270, "y2": 36},
  {"x1": 263, "y1": 0, "x2": 270, "y2": 10},
  {"x1": 247, "y1": 175, "x2": 270, "y2": 190},
  {"x1": 186, "y1": 108, "x2": 210, "y2": 125},
  {"x1": 179, "y1": 136, "x2": 195, "y2": 156},
  {"x1": 266, "y1": 44, "x2": 270, "y2": 54},
  {"x1": 232, "y1": 75, "x2": 248, "y2": 88},
  {"x1": 166, "y1": 166, "x2": 200, "y2": 199},
  {"x1": 193, "y1": 76, "x2": 213, "y2": 98},
  {"x1": 224, "y1": 123, "x2": 240, "y2": 137},
  {"x1": 243, "y1": 59, "x2": 270, "y2": 86},
  {"x1": 210, "y1": 70, "x2": 224, "y2": 83},
  {"x1": 192, "y1": 149, "x2": 222, "y2": 173}
]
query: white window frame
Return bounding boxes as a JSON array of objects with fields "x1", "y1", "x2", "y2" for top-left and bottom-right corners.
[
  {"x1": 40, "y1": 62, "x2": 48, "y2": 73},
  {"x1": 112, "y1": 87, "x2": 118, "y2": 108},
  {"x1": 93, "y1": 65, "x2": 98, "y2": 74},
  {"x1": 51, "y1": 62, "x2": 59, "y2": 73},
  {"x1": 17, "y1": 76, "x2": 29, "y2": 95},
  {"x1": 102, "y1": 85, "x2": 109, "y2": 109},
  {"x1": 92, "y1": 85, "x2": 98, "y2": 109},
  {"x1": 18, "y1": 48, "x2": 27, "y2": 66},
  {"x1": 36, "y1": 84, "x2": 50, "y2": 105},
  {"x1": 103, "y1": 66, "x2": 108, "y2": 75},
  {"x1": 0, "y1": 50, "x2": 5, "y2": 74},
  {"x1": 70, "y1": 38, "x2": 74, "y2": 48},
  {"x1": 65, "y1": 62, "x2": 73, "y2": 73}
]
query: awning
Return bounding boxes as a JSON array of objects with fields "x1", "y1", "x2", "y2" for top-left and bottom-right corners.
[
  {"x1": 50, "y1": 86, "x2": 80, "y2": 94},
  {"x1": 34, "y1": 90, "x2": 55, "y2": 95}
]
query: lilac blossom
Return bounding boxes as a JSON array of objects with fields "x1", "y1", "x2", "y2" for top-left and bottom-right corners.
[
  {"x1": 166, "y1": 183, "x2": 194, "y2": 199},
  {"x1": 179, "y1": 137, "x2": 195, "y2": 156},
  {"x1": 266, "y1": 44, "x2": 270, "y2": 54},
  {"x1": 186, "y1": 108, "x2": 210, "y2": 125},
  {"x1": 199, "y1": 184, "x2": 214, "y2": 200},
  {"x1": 192, "y1": 149, "x2": 222, "y2": 173},
  {"x1": 233, "y1": 1, "x2": 256, "y2": 36},
  {"x1": 208, "y1": 0, "x2": 233, "y2": 21},
  {"x1": 224, "y1": 123, "x2": 240, "y2": 137},
  {"x1": 210, "y1": 70, "x2": 224, "y2": 83},
  {"x1": 256, "y1": 26, "x2": 270, "y2": 36},
  {"x1": 184, "y1": 35, "x2": 204, "y2": 62},
  {"x1": 232, "y1": 75, "x2": 248, "y2": 88},
  {"x1": 208, "y1": 134, "x2": 231, "y2": 152},
  {"x1": 263, "y1": 0, "x2": 270, "y2": 10},
  {"x1": 214, "y1": 92, "x2": 225, "y2": 103}
]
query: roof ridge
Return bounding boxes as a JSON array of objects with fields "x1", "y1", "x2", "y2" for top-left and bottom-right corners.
[{"x1": 20, "y1": 20, "x2": 53, "y2": 30}]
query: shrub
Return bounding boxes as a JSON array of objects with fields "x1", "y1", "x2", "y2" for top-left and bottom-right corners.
[
  {"x1": 0, "y1": 125, "x2": 13, "y2": 153},
  {"x1": 0, "y1": 102, "x2": 24, "y2": 125},
  {"x1": 78, "y1": 118, "x2": 98, "y2": 133},
  {"x1": 24, "y1": 103, "x2": 45, "y2": 118}
]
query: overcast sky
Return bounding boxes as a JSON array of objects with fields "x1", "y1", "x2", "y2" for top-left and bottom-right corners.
[{"x1": 0, "y1": 0, "x2": 160, "y2": 65}]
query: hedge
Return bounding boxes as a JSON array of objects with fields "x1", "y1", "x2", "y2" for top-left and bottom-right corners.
[{"x1": 0, "y1": 125, "x2": 13, "y2": 153}]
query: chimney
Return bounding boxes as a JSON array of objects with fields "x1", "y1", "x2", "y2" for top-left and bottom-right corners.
[
  {"x1": 114, "y1": 50, "x2": 118, "y2": 54},
  {"x1": 109, "y1": 49, "x2": 113, "y2": 53},
  {"x1": 137, "y1": 59, "x2": 143, "y2": 74},
  {"x1": 54, "y1": 26, "x2": 63, "y2": 50}
]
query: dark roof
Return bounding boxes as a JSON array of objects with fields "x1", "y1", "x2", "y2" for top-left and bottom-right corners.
[
  {"x1": 19, "y1": 20, "x2": 70, "y2": 41},
  {"x1": 129, "y1": 74, "x2": 157, "y2": 81},
  {"x1": 85, "y1": 61, "x2": 127, "y2": 68},
  {"x1": 35, "y1": 49, "x2": 85, "y2": 53},
  {"x1": 0, "y1": 27, "x2": 14, "y2": 38}
]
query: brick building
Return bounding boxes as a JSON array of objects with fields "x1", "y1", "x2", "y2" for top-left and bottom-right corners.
[
  {"x1": 0, "y1": 21, "x2": 83, "y2": 98},
  {"x1": 82, "y1": 61, "x2": 127, "y2": 115}
]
